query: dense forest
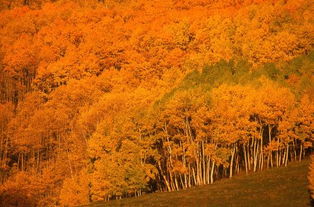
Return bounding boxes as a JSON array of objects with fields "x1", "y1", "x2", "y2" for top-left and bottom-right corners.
[{"x1": 0, "y1": 0, "x2": 313, "y2": 206}]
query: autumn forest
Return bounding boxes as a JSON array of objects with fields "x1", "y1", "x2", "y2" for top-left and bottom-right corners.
[{"x1": 0, "y1": 0, "x2": 313, "y2": 206}]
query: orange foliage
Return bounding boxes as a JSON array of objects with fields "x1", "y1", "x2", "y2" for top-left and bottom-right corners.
[{"x1": 0, "y1": 0, "x2": 312, "y2": 206}]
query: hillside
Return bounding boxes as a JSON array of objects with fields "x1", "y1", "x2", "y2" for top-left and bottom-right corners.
[
  {"x1": 86, "y1": 159, "x2": 311, "y2": 207},
  {"x1": 0, "y1": 0, "x2": 313, "y2": 206}
]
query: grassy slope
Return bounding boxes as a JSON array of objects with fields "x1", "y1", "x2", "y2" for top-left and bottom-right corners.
[{"x1": 86, "y1": 159, "x2": 311, "y2": 207}]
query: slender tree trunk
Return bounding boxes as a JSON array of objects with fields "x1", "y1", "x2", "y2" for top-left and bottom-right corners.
[
  {"x1": 260, "y1": 129, "x2": 264, "y2": 170},
  {"x1": 236, "y1": 151, "x2": 240, "y2": 174},
  {"x1": 229, "y1": 145, "x2": 235, "y2": 178},
  {"x1": 158, "y1": 161, "x2": 171, "y2": 191},
  {"x1": 268, "y1": 125, "x2": 273, "y2": 168},
  {"x1": 243, "y1": 144, "x2": 248, "y2": 174},
  {"x1": 247, "y1": 143, "x2": 251, "y2": 171},
  {"x1": 174, "y1": 175, "x2": 179, "y2": 191},
  {"x1": 253, "y1": 140, "x2": 258, "y2": 172},
  {"x1": 285, "y1": 144, "x2": 289, "y2": 167},
  {"x1": 192, "y1": 167, "x2": 197, "y2": 186},
  {"x1": 202, "y1": 141, "x2": 206, "y2": 184},
  {"x1": 210, "y1": 161, "x2": 215, "y2": 184},
  {"x1": 206, "y1": 157, "x2": 210, "y2": 184},
  {"x1": 188, "y1": 163, "x2": 191, "y2": 187},
  {"x1": 299, "y1": 143, "x2": 303, "y2": 162},
  {"x1": 182, "y1": 144, "x2": 188, "y2": 188},
  {"x1": 276, "y1": 138, "x2": 280, "y2": 168},
  {"x1": 179, "y1": 174, "x2": 184, "y2": 189}
]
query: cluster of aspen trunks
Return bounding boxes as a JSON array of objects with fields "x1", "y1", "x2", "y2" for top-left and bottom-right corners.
[
  {"x1": 151, "y1": 87, "x2": 312, "y2": 192},
  {"x1": 157, "y1": 126, "x2": 310, "y2": 192}
]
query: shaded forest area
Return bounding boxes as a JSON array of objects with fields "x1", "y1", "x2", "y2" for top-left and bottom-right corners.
[{"x1": 0, "y1": 0, "x2": 313, "y2": 206}]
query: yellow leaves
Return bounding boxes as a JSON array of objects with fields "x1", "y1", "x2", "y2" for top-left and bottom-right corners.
[
  {"x1": 210, "y1": 84, "x2": 257, "y2": 144},
  {"x1": 0, "y1": 0, "x2": 313, "y2": 205},
  {"x1": 164, "y1": 48, "x2": 186, "y2": 68},
  {"x1": 162, "y1": 20, "x2": 192, "y2": 50},
  {"x1": 232, "y1": 0, "x2": 314, "y2": 64},
  {"x1": 144, "y1": 163, "x2": 158, "y2": 180},
  {"x1": 0, "y1": 171, "x2": 38, "y2": 206},
  {"x1": 59, "y1": 169, "x2": 90, "y2": 207},
  {"x1": 88, "y1": 132, "x2": 109, "y2": 159},
  {"x1": 0, "y1": 0, "x2": 311, "y2": 105},
  {"x1": 0, "y1": 102, "x2": 14, "y2": 125},
  {"x1": 193, "y1": 15, "x2": 233, "y2": 63},
  {"x1": 3, "y1": 34, "x2": 37, "y2": 79},
  {"x1": 285, "y1": 0, "x2": 310, "y2": 12},
  {"x1": 89, "y1": 140, "x2": 149, "y2": 200},
  {"x1": 246, "y1": 31, "x2": 300, "y2": 63},
  {"x1": 257, "y1": 77, "x2": 296, "y2": 124},
  {"x1": 204, "y1": 143, "x2": 216, "y2": 156},
  {"x1": 85, "y1": 92, "x2": 159, "y2": 200},
  {"x1": 212, "y1": 147, "x2": 231, "y2": 168},
  {"x1": 186, "y1": 142, "x2": 198, "y2": 160},
  {"x1": 264, "y1": 140, "x2": 284, "y2": 153},
  {"x1": 172, "y1": 160, "x2": 188, "y2": 174},
  {"x1": 0, "y1": 169, "x2": 59, "y2": 207}
]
